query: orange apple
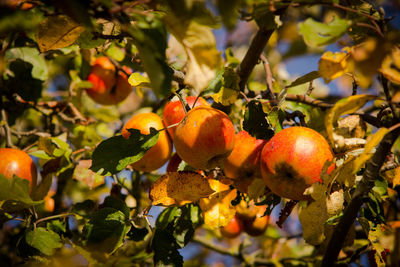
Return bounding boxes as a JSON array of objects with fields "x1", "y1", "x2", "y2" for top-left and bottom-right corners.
[
  {"x1": 174, "y1": 106, "x2": 235, "y2": 170},
  {"x1": 163, "y1": 96, "x2": 208, "y2": 139},
  {"x1": 0, "y1": 148, "x2": 37, "y2": 190},
  {"x1": 86, "y1": 57, "x2": 132, "y2": 105},
  {"x1": 242, "y1": 206, "x2": 269, "y2": 237},
  {"x1": 223, "y1": 130, "x2": 267, "y2": 180},
  {"x1": 260, "y1": 126, "x2": 334, "y2": 201},
  {"x1": 220, "y1": 215, "x2": 244, "y2": 238},
  {"x1": 122, "y1": 112, "x2": 173, "y2": 172}
]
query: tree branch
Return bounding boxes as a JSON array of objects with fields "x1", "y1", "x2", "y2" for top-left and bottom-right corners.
[{"x1": 322, "y1": 126, "x2": 400, "y2": 266}]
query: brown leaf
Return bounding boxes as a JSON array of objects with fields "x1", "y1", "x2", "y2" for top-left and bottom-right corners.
[
  {"x1": 36, "y1": 15, "x2": 85, "y2": 52},
  {"x1": 150, "y1": 171, "x2": 214, "y2": 206}
]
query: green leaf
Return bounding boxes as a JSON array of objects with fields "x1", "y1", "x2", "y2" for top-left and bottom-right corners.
[
  {"x1": 127, "y1": 17, "x2": 172, "y2": 97},
  {"x1": 46, "y1": 220, "x2": 66, "y2": 234},
  {"x1": 286, "y1": 71, "x2": 321, "y2": 88},
  {"x1": 5, "y1": 47, "x2": 48, "y2": 81},
  {"x1": 152, "y1": 229, "x2": 183, "y2": 267},
  {"x1": 299, "y1": 16, "x2": 350, "y2": 47},
  {"x1": 243, "y1": 100, "x2": 275, "y2": 140},
  {"x1": 83, "y1": 207, "x2": 130, "y2": 254},
  {"x1": 71, "y1": 199, "x2": 96, "y2": 217},
  {"x1": 76, "y1": 30, "x2": 106, "y2": 49},
  {"x1": 106, "y1": 43, "x2": 125, "y2": 61},
  {"x1": 101, "y1": 196, "x2": 130, "y2": 219},
  {"x1": 127, "y1": 224, "x2": 149, "y2": 242},
  {"x1": 0, "y1": 175, "x2": 42, "y2": 207},
  {"x1": 90, "y1": 128, "x2": 159, "y2": 175},
  {"x1": 216, "y1": 0, "x2": 243, "y2": 30},
  {"x1": 26, "y1": 227, "x2": 63, "y2": 256},
  {"x1": 156, "y1": 207, "x2": 181, "y2": 230}
]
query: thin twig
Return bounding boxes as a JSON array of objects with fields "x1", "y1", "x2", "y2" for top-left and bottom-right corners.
[
  {"x1": 283, "y1": 94, "x2": 334, "y2": 109},
  {"x1": 1, "y1": 109, "x2": 16, "y2": 148},
  {"x1": 35, "y1": 213, "x2": 75, "y2": 226},
  {"x1": 260, "y1": 54, "x2": 276, "y2": 101},
  {"x1": 380, "y1": 75, "x2": 398, "y2": 120}
]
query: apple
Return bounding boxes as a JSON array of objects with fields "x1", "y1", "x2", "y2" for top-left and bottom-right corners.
[
  {"x1": 260, "y1": 126, "x2": 334, "y2": 201},
  {"x1": 223, "y1": 130, "x2": 267, "y2": 180},
  {"x1": 242, "y1": 206, "x2": 269, "y2": 237},
  {"x1": 174, "y1": 106, "x2": 235, "y2": 170},
  {"x1": 162, "y1": 96, "x2": 208, "y2": 139},
  {"x1": 166, "y1": 153, "x2": 182, "y2": 173},
  {"x1": 220, "y1": 215, "x2": 244, "y2": 238},
  {"x1": 122, "y1": 112, "x2": 173, "y2": 172},
  {"x1": 86, "y1": 57, "x2": 132, "y2": 105},
  {"x1": 0, "y1": 148, "x2": 37, "y2": 190}
]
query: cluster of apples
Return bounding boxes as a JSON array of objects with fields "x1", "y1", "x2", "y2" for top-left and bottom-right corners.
[{"x1": 121, "y1": 93, "x2": 335, "y2": 202}]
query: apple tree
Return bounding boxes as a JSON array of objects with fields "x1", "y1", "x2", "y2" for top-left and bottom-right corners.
[{"x1": 0, "y1": 0, "x2": 400, "y2": 266}]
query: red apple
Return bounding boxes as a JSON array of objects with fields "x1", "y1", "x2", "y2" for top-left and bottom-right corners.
[
  {"x1": 223, "y1": 130, "x2": 267, "y2": 180},
  {"x1": 122, "y1": 112, "x2": 173, "y2": 172},
  {"x1": 86, "y1": 57, "x2": 132, "y2": 105},
  {"x1": 260, "y1": 126, "x2": 334, "y2": 201},
  {"x1": 220, "y1": 215, "x2": 244, "y2": 238},
  {"x1": 174, "y1": 106, "x2": 235, "y2": 170},
  {"x1": 166, "y1": 153, "x2": 183, "y2": 173},
  {"x1": 162, "y1": 96, "x2": 208, "y2": 139},
  {"x1": 0, "y1": 148, "x2": 37, "y2": 190}
]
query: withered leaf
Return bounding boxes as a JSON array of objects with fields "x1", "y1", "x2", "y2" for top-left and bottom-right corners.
[
  {"x1": 150, "y1": 171, "x2": 214, "y2": 206},
  {"x1": 36, "y1": 15, "x2": 85, "y2": 52}
]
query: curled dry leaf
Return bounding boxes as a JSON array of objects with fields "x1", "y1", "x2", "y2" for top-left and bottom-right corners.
[
  {"x1": 199, "y1": 188, "x2": 237, "y2": 229},
  {"x1": 149, "y1": 171, "x2": 214, "y2": 206}
]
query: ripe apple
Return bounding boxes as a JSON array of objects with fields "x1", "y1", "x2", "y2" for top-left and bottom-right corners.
[
  {"x1": 0, "y1": 148, "x2": 37, "y2": 190},
  {"x1": 163, "y1": 96, "x2": 208, "y2": 139},
  {"x1": 220, "y1": 215, "x2": 244, "y2": 238},
  {"x1": 86, "y1": 57, "x2": 132, "y2": 105},
  {"x1": 223, "y1": 130, "x2": 267, "y2": 180},
  {"x1": 174, "y1": 106, "x2": 235, "y2": 170},
  {"x1": 166, "y1": 153, "x2": 182, "y2": 173},
  {"x1": 242, "y1": 206, "x2": 269, "y2": 237},
  {"x1": 260, "y1": 126, "x2": 334, "y2": 201},
  {"x1": 122, "y1": 112, "x2": 173, "y2": 172}
]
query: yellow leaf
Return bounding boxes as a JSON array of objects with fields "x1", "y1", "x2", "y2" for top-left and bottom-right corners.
[
  {"x1": 149, "y1": 171, "x2": 214, "y2": 206},
  {"x1": 199, "y1": 189, "x2": 237, "y2": 229},
  {"x1": 318, "y1": 51, "x2": 350, "y2": 83},
  {"x1": 36, "y1": 15, "x2": 85, "y2": 52},
  {"x1": 164, "y1": 16, "x2": 222, "y2": 93},
  {"x1": 128, "y1": 73, "x2": 151, "y2": 98},
  {"x1": 207, "y1": 178, "x2": 232, "y2": 192},
  {"x1": 393, "y1": 167, "x2": 400, "y2": 187},
  {"x1": 73, "y1": 160, "x2": 105, "y2": 189},
  {"x1": 325, "y1": 94, "x2": 376, "y2": 147},
  {"x1": 210, "y1": 87, "x2": 239, "y2": 105},
  {"x1": 379, "y1": 46, "x2": 400, "y2": 84},
  {"x1": 353, "y1": 128, "x2": 389, "y2": 174}
]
